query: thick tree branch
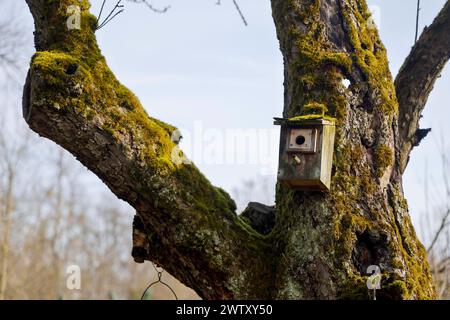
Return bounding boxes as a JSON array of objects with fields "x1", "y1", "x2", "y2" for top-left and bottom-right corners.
[
  {"x1": 23, "y1": 0, "x2": 273, "y2": 299},
  {"x1": 22, "y1": 0, "x2": 437, "y2": 300},
  {"x1": 395, "y1": 1, "x2": 450, "y2": 173}
]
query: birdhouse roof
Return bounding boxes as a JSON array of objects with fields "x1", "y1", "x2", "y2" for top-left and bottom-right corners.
[{"x1": 274, "y1": 116, "x2": 335, "y2": 127}]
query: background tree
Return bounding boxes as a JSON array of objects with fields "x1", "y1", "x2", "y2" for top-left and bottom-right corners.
[
  {"x1": 0, "y1": 0, "x2": 197, "y2": 299},
  {"x1": 21, "y1": 0, "x2": 450, "y2": 299},
  {"x1": 0, "y1": 102, "x2": 199, "y2": 299}
]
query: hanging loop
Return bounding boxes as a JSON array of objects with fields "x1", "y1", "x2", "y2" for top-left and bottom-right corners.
[{"x1": 140, "y1": 262, "x2": 178, "y2": 300}]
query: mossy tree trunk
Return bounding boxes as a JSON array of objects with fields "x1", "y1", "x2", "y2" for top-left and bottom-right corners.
[{"x1": 23, "y1": 0, "x2": 450, "y2": 299}]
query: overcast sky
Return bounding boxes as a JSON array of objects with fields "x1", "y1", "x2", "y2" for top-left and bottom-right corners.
[{"x1": 9, "y1": 0, "x2": 450, "y2": 234}]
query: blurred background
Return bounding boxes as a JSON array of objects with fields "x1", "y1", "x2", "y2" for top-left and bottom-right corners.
[{"x1": 0, "y1": 0, "x2": 449, "y2": 299}]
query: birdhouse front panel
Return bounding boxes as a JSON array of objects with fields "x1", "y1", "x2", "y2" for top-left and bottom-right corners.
[
  {"x1": 275, "y1": 118, "x2": 335, "y2": 191},
  {"x1": 287, "y1": 128, "x2": 318, "y2": 153}
]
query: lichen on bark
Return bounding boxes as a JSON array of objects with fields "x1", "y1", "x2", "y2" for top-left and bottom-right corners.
[
  {"x1": 24, "y1": 0, "x2": 275, "y2": 299},
  {"x1": 23, "y1": 0, "x2": 438, "y2": 299},
  {"x1": 271, "y1": 0, "x2": 435, "y2": 299}
]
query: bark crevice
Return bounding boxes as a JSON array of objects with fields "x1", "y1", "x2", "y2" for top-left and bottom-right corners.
[{"x1": 22, "y1": 0, "x2": 441, "y2": 299}]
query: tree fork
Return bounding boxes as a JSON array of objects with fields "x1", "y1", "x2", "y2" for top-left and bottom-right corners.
[{"x1": 22, "y1": 0, "x2": 441, "y2": 299}]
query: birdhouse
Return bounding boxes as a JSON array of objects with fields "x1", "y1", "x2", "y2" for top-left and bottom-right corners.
[{"x1": 274, "y1": 117, "x2": 336, "y2": 191}]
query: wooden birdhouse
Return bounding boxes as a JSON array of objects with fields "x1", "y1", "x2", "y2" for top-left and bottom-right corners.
[{"x1": 274, "y1": 117, "x2": 336, "y2": 191}]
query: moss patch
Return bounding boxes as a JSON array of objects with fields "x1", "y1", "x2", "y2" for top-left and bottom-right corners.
[
  {"x1": 281, "y1": 0, "x2": 353, "y2": 121},
  {"x1": 374, "y1": 144, "x2": 393, "y2": 178},
  {"x1": 28, "y1": 0, "x2": 244, "y2": 225},
  {"x1": 341, "y1": 1, "x2": 398, "y2": 115}
]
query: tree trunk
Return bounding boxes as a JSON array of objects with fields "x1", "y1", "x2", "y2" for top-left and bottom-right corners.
[
  {"x1": 270, "y1": 0, "x2": 434, "y2": 299},
  {"x1": 0, "y1": 171, "x2": 15, "y2": 300},
  {"x1": 22, "y1": 0, "x2": 443, "y2": 299}
]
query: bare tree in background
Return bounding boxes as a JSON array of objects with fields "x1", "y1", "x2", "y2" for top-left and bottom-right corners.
[
  {"x1": 0, "y1": 1, "x2": 27, "y2": 83},
  {"x1": 0, "y1": 1, "x2": 31, "y2": 299},
  {"x1": 0, "y1": 114, "x2": 199, "y2": 299},
  {"x1": 421, "y1": 138, "x2": 450, "y2": 299},
  {"x1": 0, "y1": 111, "x2": 30, "y2": 300},
  {"x1": 0, "y1": 0, "x2": 200, "y2": 299},
  {"x1": 94, "y1": 0, "x2": 247, "y2": 30}
]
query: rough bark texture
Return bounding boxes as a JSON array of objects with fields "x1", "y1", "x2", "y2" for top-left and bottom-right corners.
[
  {"x1": 270, "y1": 0, "x2": 436, "y2": 299},
  {"x1": 22, "y1": 0, "x2": 447, "y2": 299},
  {"x1": 395, "y1": 1, "x2": 450, "y2": 173},
  {"x1": 23, "y1": 0, "x2": 274, "y2": 300}
]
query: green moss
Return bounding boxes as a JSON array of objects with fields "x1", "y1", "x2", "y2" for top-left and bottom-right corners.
[
  {"x1": 32, "y1": 51, "x2": 78, "y2": 69},
  {"x1": 338, "y1": 276, "x2": 369, "y2": 300},
  {"x1": 374, "y1": 144, "x2": 393, "y2": 178},
  {"x1": 28, "y1": 1, "x2": 245, "y2": 223},
  {"x1": 386, "y1": 185, "x2": 436, "y2": 299},
  {"x1": 280, "y1": 0, "x2": 352, "y2": 121},
  {"x1": 304, "y1": 102, "x2": 328, "y2": 115},
  {"x1": 288, "y1": 114, "x2": 337, "y2": 123},
  {"x1": 287, "y1": 102, "x2": 337, "y2": 122},
  {"x1": 270, "y1": 0, "x2": 435, "y2": 300},
  {"x1": 335, "y1": 181, "x2": 436, "y2": 300},
  {"x1": 285, "y1": 1, "x2": 409, "y2": 298},
  {"x1": 26, "y1": 11, "x2": 270, "y2": 288},
  {"x1": 384, "y1": 280, "x2": 408, "y2": 299},
  {"x1": 28, "y1": 0, "x2": 435, "y2": 300},
  {"x1": 341, "y1": 1, "x2": 398, "y2": 115},
  {"x1": 283, "y1": 0, "x2": 398, "y2": 121},
  {"x1": 150, "y1": 118, "x2": 177, "y2": 137},
  {"x1": 329, "y1": 143, "x2": 391, "y2": 299}
]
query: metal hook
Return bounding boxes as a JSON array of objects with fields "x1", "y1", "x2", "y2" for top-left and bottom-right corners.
[{"x1": 141, "y1": 262, "x2": 178, "y2": 300}]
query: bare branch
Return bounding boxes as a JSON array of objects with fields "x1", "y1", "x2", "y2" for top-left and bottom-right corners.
[
  {"x1": 232, "y1": 0, "x2": 248, "y2": 26},
  {"x1": 96, "y1": 0, "x2": 124, "y2": 30},
  {"x1": 95, "y1": 0, "x2": 171, "y2": 31},
  {"x1": 216, "y1": 0, "x2": 248, "y2": 26},
  {"x1": 97, "y1": 0, "x2": 107, "y2": 22},
  {"x1": 126, "y1": 0, "x2": 170, "y2": 13},
  {"x1": 428, "y1": 209, "x2": 450, "y2": 253},
  {"x1": 415, "y1": 0, "x2": 421, "y2": 43},
  {"x1": 395, "y1": 1, "x2": 450, "y2": 172},
  {"x1": 23, "y1": 0, "x2": 271, "y2": 299}
]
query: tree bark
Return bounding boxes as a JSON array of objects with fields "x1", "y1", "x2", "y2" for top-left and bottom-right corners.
[
  {"x1": 395, "y1": 1, "x2": 450, "y2": 173},
  {"x1": 270, "y1": 0, "x2": 437, "y2": 299},
  {"x1": 23, "y1": 0, "x2": 274, "y2": 300},
  {"x1": 22, "y1": 0, "x2": 443, "y2": 299}
]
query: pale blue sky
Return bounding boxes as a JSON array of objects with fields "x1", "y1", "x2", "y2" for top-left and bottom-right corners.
[{"x1": 11, "y1": 0, "x2": 450, "y2": 238}]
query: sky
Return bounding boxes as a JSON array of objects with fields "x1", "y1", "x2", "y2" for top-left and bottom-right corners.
[{"x1": 7, "y1": 0, "x2": 450, "y2": 237}]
